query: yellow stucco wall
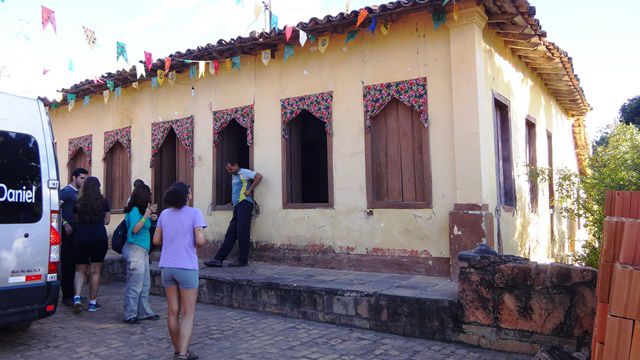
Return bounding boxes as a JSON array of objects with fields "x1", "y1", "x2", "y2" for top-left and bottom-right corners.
[
  {"x1": 50, "y1": 7, "x2": 579, "y2": 263},
  {"x1": 480, "y1": 26, "x2": 579, "y2": 262}
]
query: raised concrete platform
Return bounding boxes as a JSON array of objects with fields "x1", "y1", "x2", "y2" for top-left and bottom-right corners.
[{"x1": 102, "y1": 253, "x2": 459, "y2": 341}]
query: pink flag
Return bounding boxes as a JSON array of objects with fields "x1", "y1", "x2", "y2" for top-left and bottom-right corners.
[
  {"x1": 285, "y1": 25, "x2": 293, "y2": 42},
  {"x1": 144, "y1": 52, "x2": 153, "y2": 71},
  {"x1": 41, "y1": 6, "x2": 56, "y2": 34}
]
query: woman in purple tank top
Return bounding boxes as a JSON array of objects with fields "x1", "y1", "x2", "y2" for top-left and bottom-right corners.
[{"x1": 153, "y1": 182, "x2": 207, "y2": 360}]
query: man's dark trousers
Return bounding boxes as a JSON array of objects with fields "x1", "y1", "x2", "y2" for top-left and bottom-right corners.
[
  {"x1": 214, "y1": 200, "x2": 254, "y2": 264},
  {"x1": 60, "y1": 230, "x2": 76, "y2": 300}
]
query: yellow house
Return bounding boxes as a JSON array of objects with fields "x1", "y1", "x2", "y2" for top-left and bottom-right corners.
[{"x1": 45, "y1": 0, "x2": 590, "y2": 278}]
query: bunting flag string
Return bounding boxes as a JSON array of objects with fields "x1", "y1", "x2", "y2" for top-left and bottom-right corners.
[
  {"x1": 271, "y1": 14, "x2": 278, "y2": 30},
  {"x1": 208, "y1": 61, "x2": 216, "y2": 76},
  {"x1": 116, "y1": 42, "x2": 128, "y2": 64},
  {"x1": 68, "y1": 60, "x2": 74, "y2": 72},
  {"x1": 135, "y1": 64, "x2": 145, "y2": 79},
  {"x1": 368, "y1": 17, "x2": 377, "y2": 33},
  {"x1": 144, "y1": 52, "x2": 153, "y2": 71},
  {"x1": 261, "y1": 49, "x2": 271, "y2": 66},
  {"x1": 453, "y1": 1, "x2": 460, "y2": 21},
  {"x1": 356, "y1": 9, "x2": 369, "y2": 28},
  {"x1": 285, "y1": 25, "x2": 293, "y2": 42},
  {"x1": 157, "y1": 70, "x2": 164, "y2": 86},
  {"x1": 82, "y1": 26, "x2": 96, "y2": 49},
  {"x1": 164, "y1": 57, "x2": 171, "y2": 74},
  {"x1": 168, "y1": 71, "x2": 176, "y2": 85},
  {"x1": 41, "y1": 6, "x2": 56, "y2": 34},
  {"x1": 198, "y1": 61, "x2": 206, "y2": 78},
  {"x1": 106, "y1": 79, "x2": 115, "y2": 92},
  {"x1": 83, "y1": 95, "x2": 90, "y2": 106},
  {"x1": 309, "y1": 35, "x2": 316, "y2": 43},
  {"x1": 380, "y1": 23, "x2": 390, "y2": 35},
  {"x1": 432, "y1": 7, "x2": 446, "y2": 30},
  {"x1": 299, "y1": 30, "x2": 308, "y2": 47},
  {"x1": 225, "y1": 59, "x2": 232, "y2": 72},
  {"x1": 345, "y1": 30, "x2": 358, "y2": 44},
  {"x1": 212, "y1": 60, "x2": 220, "y2": 74},
  {"x1": 232, "y1": 56, "x2": 241, "y2": 70},
  {"x1": 132, "y1": 82, "x2": 139, "y2": 89},
  {"x1": 103, "y1": 90, "x2": 109, "y2": 104},
  {"x1": 115, "y1": 87, "x2": 122, "y2": 97},
  {"x1": 67, "y1": 94, "x2": 76, "y2": 111},
  {"x1": 151, "y1": 77, "x2": 159, "y2": 88},
  {"x1": 284, "y1": 45, "x2": 294, "y2": 62},
  {"x1": 318, "y1": 35, "x2": 329, "y2": 53},
  {"x1": 189, "y1": 66, "x2": 197, "y2": 80}
]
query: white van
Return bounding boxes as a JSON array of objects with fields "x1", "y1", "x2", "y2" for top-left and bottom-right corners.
[{"x1": 0, "y1": 92, "x2": 61, "y2": 331}]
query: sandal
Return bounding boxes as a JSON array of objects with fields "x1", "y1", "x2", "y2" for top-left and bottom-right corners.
[{"x1": 174, "y1": 350, "x2": 199, "y2": 360}]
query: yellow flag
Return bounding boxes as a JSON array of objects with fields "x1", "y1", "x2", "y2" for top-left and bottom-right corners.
[
  {"x1": 157, "y1": 70, "x2": 165, "y2": 86},
  {"x1": 132, "y1": 82, "x2": 139, "y2": 89},
  {"x1": 381, "y1": 23, "x2": 390, "y2": 35},
  {"x1": 318, "y1": 35, "x2": 329, "y2": 54},
  {"x1": 168, "y1": 71, "x2": 176, "y2": 86},
  {"x1": 225, "y1": 59, "x2": 232, "y2": 72},
  {"x1": 103, "y1": 90, "x2": 109, "y2": 104},
  {"x1": 198, "y1": 61, "x2": 206, "y2": 78},
  {"x1": 453, "y1": 2, "x2": 460, "y2": 21}
]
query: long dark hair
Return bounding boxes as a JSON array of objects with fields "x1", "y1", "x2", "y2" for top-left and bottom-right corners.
[
  {"x1": 164, "y1": 182, "x2": 189, "y2": 209},
  {"x1": 124, "y1": 184, "x2": 151, "y2": 215},
  {"x1": 76, "y1": 176, "x2": 105, "y2": 223}
]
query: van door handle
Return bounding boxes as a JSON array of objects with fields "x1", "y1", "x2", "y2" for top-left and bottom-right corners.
[{"x1": 24, "y1": 233, "x2": 29, "y2": 238}]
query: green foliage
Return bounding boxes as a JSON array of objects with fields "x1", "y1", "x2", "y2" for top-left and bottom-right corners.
[{"x1": 620, "y1": 95, "x2": 640, "y2": 127}]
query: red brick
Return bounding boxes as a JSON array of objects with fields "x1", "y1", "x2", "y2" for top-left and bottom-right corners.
[
  {"x1": 593, "y1": 302, "x2": 608, "y2": 344},
  {"x1": 605, "y1": 191, "x2": 615, "y2": 217},
  {"x1": 602, "y1": 219, "x2": 626, "y2": 264},
  {"x1": 624, "y1": 191, "x2": 633, "y2": 218},
  {"x1": 603, "y1": 315, "x2": 633, "y2": 359},
  {"x1": 631, "y1": 321, "x2": 640, "y2": 360},
  {"x1": 631, "y1": 192, "x2": 640, "y2": 219},
  {"x1": 609, "y1": 264, "x2": 640, "y2": 320},
  {"x1": 596, "y1": 260, "x2": 613, "y2": 303},
  {"x1": 620, "y1": 221, "x2": 640, "y2": 266},
  {"x1": 593, "y1": 342, "x2": 604, "y2": 360}
]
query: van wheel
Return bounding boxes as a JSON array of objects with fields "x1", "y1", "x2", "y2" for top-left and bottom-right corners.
[{"x1": 0, "y1": 321, "x2": 32, "y2": 332}]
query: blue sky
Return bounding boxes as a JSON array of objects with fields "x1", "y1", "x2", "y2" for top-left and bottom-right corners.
[{"x1": 0, "y1": 0, "x2": 637, "y2": 139}]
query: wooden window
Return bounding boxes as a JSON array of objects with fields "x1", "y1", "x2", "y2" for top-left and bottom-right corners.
[
  {"x1": 547, "y1": 131, "x2": 554, "y2": 209},
  {"x1": 103, "y1": 142, "x2": 131, "y2": 212},
  {"x1": 525, "y1": 117, "x2": 538, "y2": 212},
  {"x1": 213, "y1": 120, "x2": 252, "y2": 209},
  {"x1": 282, "y1": 110, "x2": 333, "y2": 208},
  {"x1": 68, "y1": 150, "x2": 90, "y2": 183},
  {"x1": 365, "y1": 98, "x2": 432, "y2": 208},
  {"x1": 493, "y1": 94, "x2": 516, "y2": 208},
  {"x1": 152, "y1": 128, "x2": 193, "y2": 209}
]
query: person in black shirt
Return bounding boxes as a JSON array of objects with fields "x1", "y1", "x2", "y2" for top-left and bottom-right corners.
[
  {"x1": 72, "y1": 176, "x2": 111, "y2": 314},
  {"x1": 59, "y1": 167, "x2": 88, "y2": 306}
]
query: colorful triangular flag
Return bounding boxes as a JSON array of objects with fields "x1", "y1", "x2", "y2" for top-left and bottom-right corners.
[
  {"x1": 368, "y1": 17, "x2": 377, "y2": 33},
  {"x1": 41, "y1": 6, "x2": 56, "y2": 34},
  {"x1": 135, "y1": 64, "x2": 145, "y2": 79},
  {"x1": 83, "y1": 95, "x2": 90, "y2": 106},
  {"x1": 115, "y1": 87, "x2": 122, "y2": 97},
  {"x1": 356, "y1": 9, "x2": 369, "y2": 28},
  {"x1": 213, "y1": 60, "x2": 220, "y2": 74},
  {"x1": 106, "y1": 80, "x2": 115, "y2": 92},
  {"x1": 151, "y1": 77, "x2": 159, "y2": 89},
  {"x1": 284, "y1": 45, "x2": 294, "y2": 62},
  {"x1": 345, "y1": 30, "x2": 358, "y2": 44},
  {"x1": 271, "y1": 14, "x2": 278, "y2": 30},
  {"x1": 198, "y1": 61, "x2": 206, "y2": 78},
  {"x1": 208, "y1": 62, "x2": 216, "y2": 76},
  {"x1": 103, "y1": 90, "x2": 109, "y2": 104},
  {"x1": 433, "y1": 7, "x2": 446, "y2": 30},
  {"x1": 285, "y1": 25, "x2": 293, "y2": 42},
  {"x1": 453, "y1": 1, "x2": 460, "y2": 21},
  {"x1": 309, "y1": 35, "x2": 316, "y2": 43},
  {"x1": 132, "y1": 82, "x2": 139, "y2": 89},
  {"x1": 381, "y1": 23, "x2": 390, "y2": 35},
  {"x1": 68, "y1": 59, "x2": 74, "y2": 71},
  {"x1": 67, "y1": 94, "x2": 76, "y2": 112},
  {"x1": 189, "y1": 66, "x2": 197, "y2": 80},
  {"x1": 157, "y1": 70, "x2": 164, "y2": 86},
  {"x1": 116, "y1": 42, "x2": 128, "y2": 64},
  {"x1": 231, "y1": 56, "x2": 241, "y2": 70},
  {"x1": 144, "y1": 51, "x2": 153, "y2": 71},
  {"x1": 82, "y1": 26, "x2": 96, "y2": 49},
  {"x1": 318, "y1": 35, "x2": 330, "y2": 54},
  {"x1": 299, "y1": 30, "x2": 308, "y2": 47},
  {"x1": 261, "y1": 49, "x2": 271, "y2": 66},
  {"x1": 164, "y1": 57, "x2": 171, "y2": 74},
  {"x1": 168, "y1": 71, "x2": 176, "y2": 85}
]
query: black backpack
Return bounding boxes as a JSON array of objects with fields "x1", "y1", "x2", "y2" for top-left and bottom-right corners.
[{"x1": 111, "y1": 219, "x2": 127, "y2": 254}]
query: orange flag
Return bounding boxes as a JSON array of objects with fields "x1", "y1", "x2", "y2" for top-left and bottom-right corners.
[{"x1": 356, "y1": 9, "x2": 368, "y2": 28}]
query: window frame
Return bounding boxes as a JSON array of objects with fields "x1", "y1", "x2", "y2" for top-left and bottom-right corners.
[
  {"x1": 281, "y1": 113, "x2": 334, "y2": 210},
  {"x1": 211, "y1": 120, "x2": 254, "y2": 212},
  {"x1": 364, "y1": 99, "x2": 432, "y2": 209},
  {"x1": 525, "y1": 115, "x2": 538, "y2": 213},
  {"x1": 492, "y1": 92, "x2": 516, "y2": 209},
  {"x1": 103, "y1": 142, "x2": 131, "y2": 214}
]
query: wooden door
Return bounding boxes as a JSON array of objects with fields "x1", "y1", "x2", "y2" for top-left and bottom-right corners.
[
  {"x1": 153, "y1": 129, "x2": 193, "y2": 208},
  {"x1": 104, "y1": 142, "x2": 130, "y2": 211},
  {"x1": 68, "y1": 149, "x2": 90, "y2": 183}
]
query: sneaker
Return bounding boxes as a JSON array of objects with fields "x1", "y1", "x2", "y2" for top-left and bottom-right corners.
[
  {"x1": 123, "y1": 317, "x2": 141, "y2": 325},
  {"x1": 72, "y1": 296, "x2": 82, "y2": 314},
  {"x1": 174, "y1": 350, "x2": 199, "y2": 360},
  {"x1": 87, "y1": 303, "x2": 102, "y2": 312},
  {"x1": 203, "y1": 258, "x2": 224, "y2": 267}
]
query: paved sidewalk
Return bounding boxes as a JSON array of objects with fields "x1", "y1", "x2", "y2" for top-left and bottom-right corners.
[{"x1": 0, "y1": 282, "x2": 530, "y2": 360}]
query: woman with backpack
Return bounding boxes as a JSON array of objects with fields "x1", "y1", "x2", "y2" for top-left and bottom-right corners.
[
  {"x1": 122, "y1": 184, "x2": 159, "y2": 324},
  {"x1": 153, "y1": 183, "x2": 206, "y2": 360},
  {"x1": 72, "y1": 176, "x2": 110, "y2": 314}
]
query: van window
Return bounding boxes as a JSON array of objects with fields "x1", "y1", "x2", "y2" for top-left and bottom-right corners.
[{"x1": 0, "y1": 130, "x2": 43, "y2": 223}]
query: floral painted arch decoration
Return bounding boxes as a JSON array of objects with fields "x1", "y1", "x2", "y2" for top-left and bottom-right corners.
[
  {"x1": 363, "y1": 77, "x2": 428, "y2": 131},
  {"x1": 68, "y1": 134, "x2": 92, "y2": 166},
  {"x1": 212, "y1": 104, "x2": 254, "y2": 146},
  {"x1": 103, "y1": 126, "x2": 131, "y2": 159},
  {"x1": 280, "y1": 91, "x2": 333, "y2": 139},
  {"x1": 150, "y1": 116, "x2": 194, "y2": 167}
]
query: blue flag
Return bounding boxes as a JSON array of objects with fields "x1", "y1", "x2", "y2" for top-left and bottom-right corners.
[
  {"x1": 369, "y1": 17, "x2": 377, "y2": 33},
  {"x1": 271, "y1": 14, "x2": 278, "y2": 30},
  {"x1": 284, "y1": 45, "x2": 294, "y2": 62}
]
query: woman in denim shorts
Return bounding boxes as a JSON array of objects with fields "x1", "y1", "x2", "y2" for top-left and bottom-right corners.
[{"x1": 153, "y1": 183, "x2": 207, "y2": 360}]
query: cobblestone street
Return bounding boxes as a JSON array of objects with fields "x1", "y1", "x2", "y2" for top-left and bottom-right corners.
[{"x1": 0, "y1": 282, "x2": 530, "y2": 360}]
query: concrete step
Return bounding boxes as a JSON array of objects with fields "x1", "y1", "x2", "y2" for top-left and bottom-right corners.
[{"x1": 102, "y1": 254, "x2": 460, "y2": 341}]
